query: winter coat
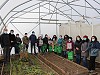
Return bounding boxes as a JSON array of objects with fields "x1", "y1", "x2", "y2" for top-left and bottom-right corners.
[
  {"x1": 62, "y1": 39, "x2": 67, "y2": 51},
  {"x1": 29, "y1": 34, "x2": 37, "y2": 44},
  {"x1": 9, "y1": 33, "x2": 16, "y2": 46},
  {"x1": 16, "y1": 37, "x2": 22, "y2": 45},
  {"x1": 52, "y1": 38, "x2": 57, "y2": 46},
  {"x1": 87, "y1": 41, "x2": 100, "y2": 56},
  {"x1": 66, "y1": 41, "x2": 74, "y2": 51},
  {"x1": 1, "y1": 33, "x2": 11, "y2": 48},
  {"x1": 81, "y1": 42, "x2": 89, "y2": 57},
  {"x1": 22, "y1": 36, "x2": 29, "y2": 45},
  {"x1": 75, "y1": 40, "x2": 82, "y2": 54},
  {"x1": 37, "y1": 39, "x2": 43, "y2": 47},
  {"x1": 57, "y1": 38, "x2": 63, "y2": 46},
  {"x1": 43, "y1": 37, "x2": 48, "y2": 44}
]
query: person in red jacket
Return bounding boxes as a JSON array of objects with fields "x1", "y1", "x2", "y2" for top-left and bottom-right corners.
[{"x1": 66, "y1": 37, "x2": 74, "y2": 60}]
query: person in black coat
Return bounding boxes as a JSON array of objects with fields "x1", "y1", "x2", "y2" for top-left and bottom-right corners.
[
  {"x1": 15, "y1": 34, "x2": 22, "y2": 54},
  {"x1": 1, "y1": 28, "x2": 11, "y2": 63},
  {"x1": 43, "y1": 34, "x2": 49, "y2": 52},
  {"x1": 29, "y1": 31, "x2": 37, "y2": 54},
  {"x1": 74, "y1": 35, "x2": 82, "y2": 64},
  {"x1": 9, "y1": 30, "x2": 16, "y2": 54}
]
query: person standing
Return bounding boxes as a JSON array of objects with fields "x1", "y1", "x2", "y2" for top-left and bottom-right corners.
[
  {"x1": 87, "y1": 36, "x2": 100, "y2": 73},
  {"x1": 75, "y1": 36, "x2": 82, "y2": 64},
  {"x1": 81, "y1": 35, "x2": 89, "y2": 68},
  {"x1": 37, "y1": 35, "x2": 43, "y2": 53},
  {"x1": 22, "y1": 33, "x2": 29, "y2": 51},
  {"x1": 57, "y1": 35, "x2": 63, "y2": 46},
  {"x1": 43, "y1": 34, "x2": 49, "y2": 52},
  {"x1": 66, "y1": 37, "x2": 74, "y2": 61},
  {"x1": 15, "y1": 34, "x2": 22, "y2": 54},
  {"x1": 29, "y1": 31, "x2": 37, "y2": 54},
  {"x1": 1, "y1": 28, "x2": 11, "y2": 63},
  {"x1": 9, "y1": 30, "x2": 16, "y2": 54},
  {"x1": 62, "y1": 35, "x2": 69, "y2": 58}
]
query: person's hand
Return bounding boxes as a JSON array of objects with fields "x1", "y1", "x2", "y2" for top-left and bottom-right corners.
[
  {"x1": 35, "y1": 43, "x2": 37, "y2": 46},
  {"x1": 11, "y1": 41, "x2": 13, "y2": 43},
  {"x1": 76, "y1": 47, "x2": 79, "y2": 50},
  {"x1": 82, "y1": 51, "x2": 85, "y2": 53}
]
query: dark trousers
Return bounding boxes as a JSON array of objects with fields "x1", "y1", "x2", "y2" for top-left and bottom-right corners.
[
  {"x1": 82, "y1": 56, "x2": 88, "y2": 68},
  {"x1": 3, "y1": 46, "x2": 10, "y2": 63},
  {"x1": 15, "y1": 44, "x2": 20, "y2": 54},
  {"x1": 46, "y1": 44, "x2": 49, "y2": 52},
  {"x1": 62, "y1": 51, "x2": 67, "y2": 58},
  {"x1": 76, "y1": 54, "x2": 81, "y2": 64},
  {"x1": 89, "y1": 56, "x2": 96, "y2": 70},
  {"x1": 23, "y1": 44, "x2": 29, "y2": 51},
  {"x1": 31, "y1": 43, "x2": 36, "y2": 54},
  {"x1": 38, "y1": 46, "x2": 42, "y2": 53}
]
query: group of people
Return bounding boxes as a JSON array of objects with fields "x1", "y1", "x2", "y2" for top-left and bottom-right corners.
[{"x1": 0, "y1": 28, "x2": 100, "y2": 73}]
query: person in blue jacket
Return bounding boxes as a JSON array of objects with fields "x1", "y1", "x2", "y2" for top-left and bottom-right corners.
[
  {"x1": 87, "y1": 36, "x2": 100, "y2": 73},
  {"x1": 57, "y1": 35, "x2": 63, "y2": 46},
  {"x1": 29, "y1": 31, "x2": 37, "y2": 55}
]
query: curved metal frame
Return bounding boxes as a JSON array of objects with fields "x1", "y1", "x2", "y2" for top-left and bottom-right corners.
[{"x1": 0, "y1": 0, "x2": 100, "y2": 34}]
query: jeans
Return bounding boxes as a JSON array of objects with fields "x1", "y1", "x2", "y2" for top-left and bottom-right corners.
[
  {"x1": 76, "y1": 54, "x2": 81, "y2": 64},
  {"x1": 31, "y1": 43, "x2": 36, "y2": 54},
  {"x1": 38, "y1": 46, "x2": 42, "y2": 53},
  {"x1": 82, "y1": 56, "x2": 88, "y2": 68}
]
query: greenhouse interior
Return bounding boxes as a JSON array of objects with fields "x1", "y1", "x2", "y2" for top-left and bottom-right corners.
[{"x1": 0, "y1": 0, "x2": 100, "y2": 75}]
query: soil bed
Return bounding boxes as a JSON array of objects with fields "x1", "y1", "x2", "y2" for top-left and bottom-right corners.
[{"x1": 38, "y1": 53, "x2": 89, "y2": 75}]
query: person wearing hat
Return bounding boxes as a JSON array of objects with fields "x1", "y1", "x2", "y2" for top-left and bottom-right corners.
[
  {"x1": 1, "y1": 28, "x2": 11, "y2": 64},
  {"x1": 29, "y1": 31, "x2": 37, "y2": 55},
  {"x1": 81, "y1": 35, "x2": 89, "y2": 68}
]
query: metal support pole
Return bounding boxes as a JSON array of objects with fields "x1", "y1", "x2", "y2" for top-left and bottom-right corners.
[
  {"x1": 39, "y1": 3, "x2": 41, "y2": 35},
  {"x1": 49, "y1": 0, "x2": 50, "y2": 13},
  {"x1": 56, "y1": 8, "x2": 58, "y2": 37},
  {"x1": 79, "y1": 21, "x2": 81, "y2": 36},
  {"x1": 71, "y1": 8, "x2": 72, "y2": 20},
  {"x1": 69, "y1": 21, "x2": 71, "y2": 36},
  {"x1": 91, "y1": 18, "x2": 94, "y2": 36}
]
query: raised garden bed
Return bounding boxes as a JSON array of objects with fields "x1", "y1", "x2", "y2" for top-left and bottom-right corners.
[
  {"x1": 38, "y1": 53, "x2": 89, "y2": 75},
  {"x1": 10, "y1": 54, "x2": 58, "y2": 75}
]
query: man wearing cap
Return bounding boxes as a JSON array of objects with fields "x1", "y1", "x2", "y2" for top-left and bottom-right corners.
[
  {"x1": 1, "y1": 28, "x2": 11, "y2": 63},
  {"x1": 29, "y1": 31, "x2": 37, "y2": 55}
]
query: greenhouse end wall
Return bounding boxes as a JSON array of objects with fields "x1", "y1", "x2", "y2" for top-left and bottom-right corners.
[{"x1": 59, "y1": 23, "x2": 100, "y2": 62}]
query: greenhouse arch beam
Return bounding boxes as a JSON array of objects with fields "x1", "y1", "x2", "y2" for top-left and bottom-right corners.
[
  {"x1": 49, "y1": 4, "x2": 74, "y2": 21},
  {"x1": 85, "y1": 0, "x2": 100, "y2": 15},
  {"x1": 10, "y1": 23, "x2": 24, "y2": 36},
  {"x1": 7, "y1": 2, "x2": 49, "y2": 25},
  {"x1": 0, "y1": 0, "x2": 33, "y2": 26},
  {"x1": 45, "y1": 0, "x2": 100, "y2": 11},
  {"x1": 93, "y1": 0, "x2": 100, "y2": 5},
  {"x1": 0, "y1": 0, "x2": 9, "y2": 10},
  {"x1": 61, "y1": 0, "x2": 90, "y2": 25}
]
